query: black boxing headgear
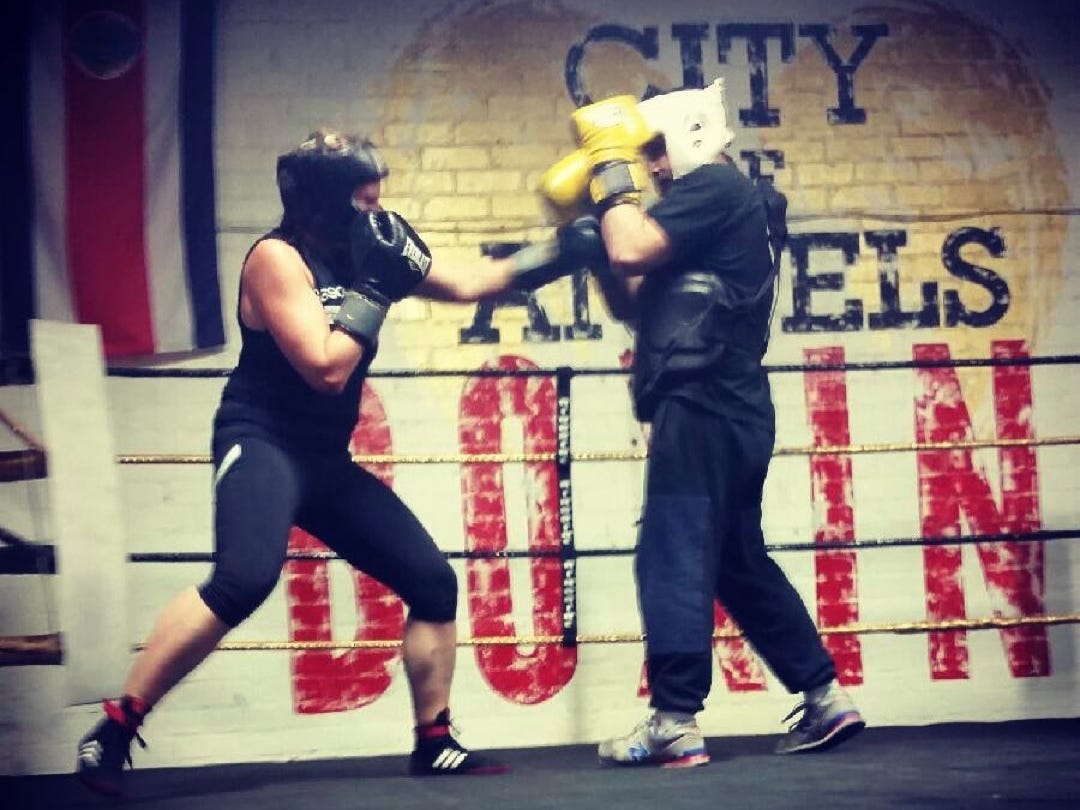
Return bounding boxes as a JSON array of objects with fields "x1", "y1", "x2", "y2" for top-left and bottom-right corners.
[{"x1": 276, "y1": 130, "x2": 388, "y2": 245}]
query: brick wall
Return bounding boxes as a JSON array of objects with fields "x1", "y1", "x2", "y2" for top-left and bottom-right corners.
[{"x1": 2, "y1": 0, "x2": 1079, "y2": 775}]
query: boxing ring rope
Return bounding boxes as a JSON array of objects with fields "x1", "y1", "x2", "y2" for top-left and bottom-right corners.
[
  {"x1": 113, "y1": 433, "x2": 1080, "y2": 466},
  {"x1": 214, "y1": 204, "x2": 1080, "y2": 239},
  {"x1": 124, "y1": 529, "x2": 1080, "y2": 563},
  {"x1": 0, "y1": 406, "x2": 47, "y2": 483},
  {"x1": 0, "y1": 405, "x2": 57, "y2": 664},
  {"x1": 101, "y1": 353, "x2": 1080, "y2": 378},
  {"x1": 12, "y1": 613, "x2": 1080, "y2": 664},
  {"x1": 197, "y1": 613, "x2": 1080, "y2": 651},
  {"x1": 2, "y1": 353, "x2": 1080, "y2": 664}
]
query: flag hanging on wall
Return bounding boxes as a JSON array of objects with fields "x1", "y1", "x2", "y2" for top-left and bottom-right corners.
[{"x1": 1, "y1": 0, "x2": 224, "y2": 360}]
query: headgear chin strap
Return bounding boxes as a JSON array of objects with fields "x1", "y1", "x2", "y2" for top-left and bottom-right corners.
[{"x1": 637, "y1": 79, "x2": 735, "y2": 179}]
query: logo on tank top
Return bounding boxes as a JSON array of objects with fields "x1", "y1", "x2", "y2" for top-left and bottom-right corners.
[
  {"x1": 318, "y1": 285, "x2": 346, "y2": 321},
  {"x1": 318, "y1": 285, "x2": 346, "y2": 303}
]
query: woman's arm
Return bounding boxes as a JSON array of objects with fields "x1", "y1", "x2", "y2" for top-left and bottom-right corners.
[
  {"x1": 415, "y1": 215, "x2": 614, "y2": 303},
  {"x1": 413, "y1": 254, "x2": 520, "y2": 303},
  {"x1": 241, "y1": 238, "x2": 368, "y2": 394}
]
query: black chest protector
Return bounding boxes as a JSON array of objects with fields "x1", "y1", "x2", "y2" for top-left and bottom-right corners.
[{"x1": 631, "y1": 179, "x2": 787, "y2": 420}]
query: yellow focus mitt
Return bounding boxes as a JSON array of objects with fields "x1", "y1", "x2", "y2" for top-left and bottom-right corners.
[
  {"x1": 569, "y1": 95, "x2": 657, "y2": 210},
  {"x1": 537, "y1": 149, "x2": 591, "y2": 223}
]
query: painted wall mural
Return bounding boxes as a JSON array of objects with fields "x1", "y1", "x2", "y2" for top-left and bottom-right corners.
[
  {"x1": 275, "y1": 2, "x2": 1072, "y2": 714},
  {"x1": 1, "y1": 0, "x2": 1076, "y2": 776}
]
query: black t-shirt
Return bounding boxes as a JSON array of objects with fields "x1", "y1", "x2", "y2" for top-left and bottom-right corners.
[{"x1": 643, "y1": 162, "x2": 776, "y2": 428}]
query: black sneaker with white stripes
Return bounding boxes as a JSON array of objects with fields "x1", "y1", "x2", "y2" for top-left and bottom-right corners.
[
  {"x1": 409, "y1": 709, "x2": 510, "y2": 776},
  {"x1": 75, "y1": 699, "x2": 148, "y2": 797}
]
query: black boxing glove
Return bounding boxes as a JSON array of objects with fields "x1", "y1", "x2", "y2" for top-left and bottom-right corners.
[
  {"x1": 330, "y1": 286, "x2": 390, "y2": 353},
  {"x1": 507, "y1": 215, "x2": 608, "y2": 291},
  {"x1": 350, "y1": 210, "x2": 432, "y2": 301},
  {"x1": 331, "y1": 211, "x2": 433, "y2": 349}
]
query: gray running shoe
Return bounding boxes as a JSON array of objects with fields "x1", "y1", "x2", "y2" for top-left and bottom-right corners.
[
  {"x1": 775, "y1": 689, "x2": 865, "y2": 755},
  {"x1": 598, "y1": 712, "x2": 710, "y2": 768}
]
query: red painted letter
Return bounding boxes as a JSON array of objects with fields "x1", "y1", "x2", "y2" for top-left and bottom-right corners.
[
  {"x1": 713, "y1": 601, "x2": 768, "y2": 691},
  {"x1": 914, "y1": 340, "x2": 1048, "y2": 679},
  {"x1": 286, "y1": 383, "x2": 406, "y2": 713},
  {"x1": 459, "y1": 355, "x2": 577, "y2": 704},
  {"x1": 804, "y1": 347, "x2": 863, "y2": 685}
]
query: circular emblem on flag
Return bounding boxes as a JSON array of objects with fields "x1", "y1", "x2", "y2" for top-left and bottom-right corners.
[{"x1": 69, "y1": 11, "x2": 141, "y2": 80}]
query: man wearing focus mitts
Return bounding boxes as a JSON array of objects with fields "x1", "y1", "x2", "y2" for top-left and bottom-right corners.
[{"x1": 543, "y1": 82, "x2": 865, "y2": 768}]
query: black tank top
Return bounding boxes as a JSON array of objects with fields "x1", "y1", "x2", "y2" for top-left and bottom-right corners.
[{"x1": 214, "y1": 229, "x2": 369, "y2": 449}]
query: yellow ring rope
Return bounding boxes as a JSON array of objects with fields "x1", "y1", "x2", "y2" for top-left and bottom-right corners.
[{"x1": 114, "y1": 434, "x2": 1080, "y2": 466}]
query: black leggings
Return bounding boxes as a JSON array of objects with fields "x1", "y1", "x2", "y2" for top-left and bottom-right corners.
[
  {"x1": 198, "y1": 423, "x2": 457, "y2": 627},
  {"x1": 638, "y1": 397, "x2": 835, "y2": 713}
]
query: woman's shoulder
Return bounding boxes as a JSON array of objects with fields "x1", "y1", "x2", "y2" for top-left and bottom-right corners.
[{"x1": 245, "y1": 232, "x2": 303, "y2": 268}]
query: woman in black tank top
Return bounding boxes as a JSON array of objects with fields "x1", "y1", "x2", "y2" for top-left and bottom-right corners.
[{"x1": 76, "y1": 128, "x2": 571, "y2": 795}]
